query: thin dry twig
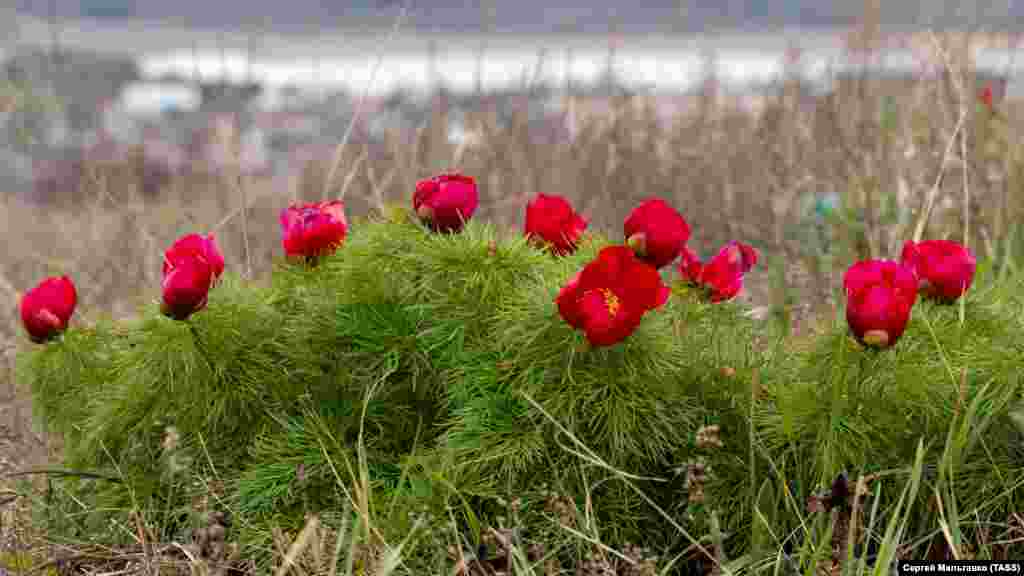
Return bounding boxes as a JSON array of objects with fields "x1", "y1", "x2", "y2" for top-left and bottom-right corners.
[
  {"x1": 914, "y1": 29, "x2": 974, "y2": 248},
  {"x1": 322, "y1": 1, "x2": 410, "y2": 201},
  {"x1": 2, "y1": 467, "x2": 124, "y2": 483},
  {"x1": 912, "y1": 107, "x2": 967, "y2": 244},
  {"x1": 365, "y1": 163, "x2": 396, "y2": 212},
  {"x1": 339, "y1": 149, "x2": 369, "y2": 201}
]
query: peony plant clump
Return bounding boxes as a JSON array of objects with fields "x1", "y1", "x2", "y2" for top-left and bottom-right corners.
[{"x1": 15, "y1": 170, "x2": 1024, "y2": 569}]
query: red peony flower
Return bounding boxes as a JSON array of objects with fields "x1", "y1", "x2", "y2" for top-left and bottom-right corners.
[
  {"x1": 980, "y1": 84, "x2": 994, "y2": 112},
  {"x1": 556, "y1": 246, "x2": 671, "y2": 347},
  {"x1": 161, "y1": 233, "x2": 223, "y2": 320},
  {"x1": 679, "y1": 246, "x2": 704, "y2": 284},
  {"x1": 679, "y1": 242, "x2": 759, "y2": 303},
  {"x1": 413, "y1": 173, "x2": 479, "y2": 233},
  {"x1": 162, "y1": 234, "x2": 224, "y2": 283},
  {"x1": 20, "y1": 276, "x2": 77, "y2": 343},
  {"x1": 623, "y1": 198, "x2": 691, "y2": 269},
  {"x1": 900, "y1": 239, "x2": 976, "y2": 303},
  {"x1": 524, "y1": 193, "x2": 589, "y2": 255},
  {"x1": 279, "y1": 200, "x2": 349, "y2": 260},
  {"x1": 843, "y1": 260, "x2": 918, "y2": 348}
]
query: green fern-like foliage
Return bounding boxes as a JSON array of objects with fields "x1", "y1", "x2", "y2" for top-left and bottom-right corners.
[
  {"x1": 749, "y1": 282, "x2": 1024, "y2": 561},
  {"x1": 18, "y1": 209, "x2": 1024, "y2": 570},
  {"x1": 73, "y1": 275, "x2": 287, "y2": 470},
  {"x1": 17, "y1": 321, "x2": 123, "y2": 457}
]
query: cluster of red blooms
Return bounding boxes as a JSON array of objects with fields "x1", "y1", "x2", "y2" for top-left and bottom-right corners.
[
  {"x1": 19, "y1": 172, "x2": 975, "y2": 351},
  {"x1": 551, "y1": 196, "x2": 758, "y2": 347},
  {"x1": 843, "y1": 239, "x2": 976, "y2": 348}
]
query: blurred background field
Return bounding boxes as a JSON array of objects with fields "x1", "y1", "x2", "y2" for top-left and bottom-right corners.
[{"x1": 4, "y1": 0, "x2": 1024, "y2": 568}]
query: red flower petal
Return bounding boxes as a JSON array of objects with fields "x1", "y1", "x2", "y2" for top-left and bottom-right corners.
[
  {"x1": 578, "y1": 288, "x2": 645, "y2": 347},
  {"x1": 556, "y1": 271, "x2": 586, "y2": 329},
  {"x1": 164, "y1": 234, "x2": 225, "y2": 282},
  {"x1": 679, "y1": 246, "x2": 704, "y2": 284},
  {"x1": 698, "y1": 242, "x2": 758, "y2": 302}
]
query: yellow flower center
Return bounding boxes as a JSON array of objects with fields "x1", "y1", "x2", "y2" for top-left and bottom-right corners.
[{"x1": 601, "y1": 288, "x2": 620, "y2": 316}]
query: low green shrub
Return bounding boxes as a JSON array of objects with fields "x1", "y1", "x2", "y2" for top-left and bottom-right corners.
[{"x1": 17, "y1": 209, "x2": 1024, "y2": 572}]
